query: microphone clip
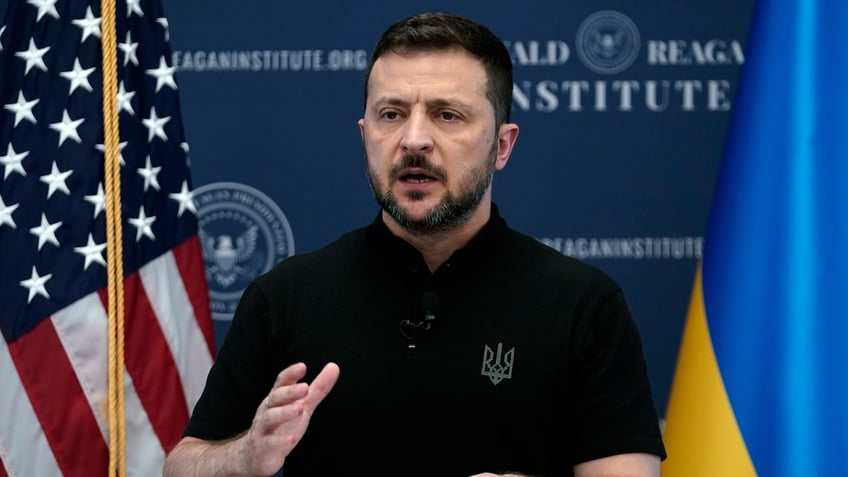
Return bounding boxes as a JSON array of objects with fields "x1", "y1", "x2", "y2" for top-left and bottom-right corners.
[{"x1": 399, "y1": 291, "x2": 439, "y2": 341}]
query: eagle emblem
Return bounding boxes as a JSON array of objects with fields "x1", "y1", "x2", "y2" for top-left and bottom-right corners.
[
  {"x1": 200, "y1": 225, "x2": 259, "y2": 287},
  {"x1": 575, "y1": 10, "x2": 641, "y2": 75},
  {"x1": 588, "y1": 29, "x2": 627, "y2": 60}
]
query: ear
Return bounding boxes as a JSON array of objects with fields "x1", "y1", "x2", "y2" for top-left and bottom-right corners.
[
  {"x1": 357, "y1": 118, "x2": 366, "y2": 140},
  {"x1": 494, "y1": 123, "x2": 519, "y2": 171}
]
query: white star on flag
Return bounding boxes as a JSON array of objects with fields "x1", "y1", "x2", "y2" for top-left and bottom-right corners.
[
  {"x1": 119, "y1": 31, "x2": 139, "y2": 66},
  {"x1": 95, "y1": 140, "x2": 128, "y2": 166},
  {"x1": 1, "y1": 143, "x2": 30, "y2": 179},
  {"x1": 72, "y1": 6, "x2": 102, "y2": 43},
  {"x1": 137, "y1": 155, "x2": 162, "y2": 192},
  {"x1": 73, "y1": 233, "x2": 107, "y2": 270},
  {"x1": 83, "y1": 182, "x2": 107, "y2": 219},
  {"x1": 39, "y1": 161, "x2": 73, "y2": 198},
  {"x1": 0, "y1": 196, "x2": 20, "y2": 228},
  {"x1": 49, "y1": 109, "x2": 85, "y2": 146},
  {"x1": 169, "y1": 181, "x2": 197, "y2": 217},
  {"x1": 20, "y1": 265, "x2": 52, "y2": 303},
  {"x1": 26, "y1": 0, "x2": 60, "y2": 22},
  {"x1": 128, "y1": 206, "x2": 157, "y2": 241},
  {"x1": 145, "y1": 56, "x2": 177, "y2": 92},
  {"x1": 59, "y1": 58, "x2": 97, "y2": 95},
  {"x1": 142, "y1": 106, "x2": 170, "y2": 142},
  {"x1": 117, "y1": 81, "x2": 136, "y2": 115},
  {"x1": 4, "y1": 91, "x2": 39, "y2": 126},
  {"x1": 126, "y1": 0, "x2": 144, "y2": 17},
  {"x1": 15, "y1": 38, "x2": 49, "y2": 74},
  {"x1": 156, "y1": 17, "x2": 170, "y2": 41},
  {"x1": 29, "y1": 213, "x2": 63, "y2": 250}
]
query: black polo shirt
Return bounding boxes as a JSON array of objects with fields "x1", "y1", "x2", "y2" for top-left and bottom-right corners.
[{"x1": 185, "y1": 205, "x2": 666, "y2": 476}]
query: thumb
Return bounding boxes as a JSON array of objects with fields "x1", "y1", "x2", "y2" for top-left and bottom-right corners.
[{"x1": 304, "y1": 362, "x2": 340, "y2": 410}]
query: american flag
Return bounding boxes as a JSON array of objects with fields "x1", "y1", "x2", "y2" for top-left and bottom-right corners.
[{"x1": 0, "y1": 0, "x2": 214, "y2": 475}]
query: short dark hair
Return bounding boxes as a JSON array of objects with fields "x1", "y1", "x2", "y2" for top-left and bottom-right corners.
[{"x1": 364, "y1": 12, "x2": 513, "y2": 126}]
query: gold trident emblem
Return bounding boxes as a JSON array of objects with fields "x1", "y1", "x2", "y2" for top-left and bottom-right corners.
[{"x1": 481, "y1": 342, "x2": 515, "y2": 385}]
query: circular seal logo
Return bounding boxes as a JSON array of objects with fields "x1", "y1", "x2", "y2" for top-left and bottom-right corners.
[
  {"x1": 194, "y1": 182, "x2": 294, "y2": 321},
  {"x1": 575, "y1": 10, "x2": 641, "y2": 75}
]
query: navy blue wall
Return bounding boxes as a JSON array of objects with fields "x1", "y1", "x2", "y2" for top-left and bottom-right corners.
[{"x1": 0, "y1": 0, "x2": 757, "y2": 416}]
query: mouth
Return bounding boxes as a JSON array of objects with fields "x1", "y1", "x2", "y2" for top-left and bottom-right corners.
[{"x1": 397, "y1": 167, "x2": 439, "y2": 184}]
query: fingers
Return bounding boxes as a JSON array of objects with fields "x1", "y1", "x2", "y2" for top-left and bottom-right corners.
[
  {"x1": 304, "y1": 362, "x2": 340, "y2": 408},
  {"x1": 265, "y1": 362, "x2": 339, "y2": 411},
  {"x1": 266, "y1": 381, "x2": 307, "y2": 409},
  {"x1": 264, "y1": 363, "x2": 308, "y2": 410},
  {"x1": 273, "y1": 362, "x2": 308, "y2": 387},
  {"x1": 245, "y1": 362, "x2": 340, "y2": 471},
  {"x1": 262, "y1": 400, "x2": 305, "y2": 423}
]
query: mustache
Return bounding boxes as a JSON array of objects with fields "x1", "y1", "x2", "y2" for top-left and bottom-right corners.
[{"x1": 390, "y1": 154, "x2": 447, "y2": 181}]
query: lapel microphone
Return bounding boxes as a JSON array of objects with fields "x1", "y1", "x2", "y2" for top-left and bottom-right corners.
[{"x1": 400, "y1": 291, "x2": 440, "y2": 341}]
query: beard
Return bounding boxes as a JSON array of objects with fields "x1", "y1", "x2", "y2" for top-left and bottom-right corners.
[{"x1": 366, "y1": 146, "x2": 497, "y2": 236}]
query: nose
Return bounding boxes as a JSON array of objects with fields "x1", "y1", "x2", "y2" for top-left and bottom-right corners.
[{"x1": 399, "y1": 112, "x2": 433, "y2": 154}]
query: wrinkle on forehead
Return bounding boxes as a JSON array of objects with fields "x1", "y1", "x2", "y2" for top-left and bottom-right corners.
[{"x1": 366, "y1": 49, "x2": 490, "y2": 107}]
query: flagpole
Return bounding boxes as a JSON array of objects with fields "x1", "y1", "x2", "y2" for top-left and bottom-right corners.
[{"x1": 100, "y1": 0, "x2": 128, "y2": 474}]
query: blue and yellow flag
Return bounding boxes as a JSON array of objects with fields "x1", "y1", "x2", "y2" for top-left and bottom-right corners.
[{"x1": 662, "y1": 0, "x2": 848, "y2": 475}]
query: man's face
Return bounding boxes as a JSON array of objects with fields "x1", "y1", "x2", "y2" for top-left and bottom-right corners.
[{"x1": 358, "y1": 48, "x2": 517, "y2": 235}]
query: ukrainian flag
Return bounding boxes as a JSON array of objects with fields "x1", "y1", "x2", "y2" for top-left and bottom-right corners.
[{"x1": 661, "y1": 0, "x2": 848, "y2": 475}]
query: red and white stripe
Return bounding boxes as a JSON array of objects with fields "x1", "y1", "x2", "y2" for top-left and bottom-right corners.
[{"x1": 0, "y1": 237, "x2": 214, "y2": 476}]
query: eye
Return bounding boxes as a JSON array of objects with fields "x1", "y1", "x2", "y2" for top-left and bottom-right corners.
[
  {"x1": 439, "y1": 111, "x2": 460, "y2": 121},
  {"x1": 380, "y1": 110, "x2": 400, "y2": 121}
]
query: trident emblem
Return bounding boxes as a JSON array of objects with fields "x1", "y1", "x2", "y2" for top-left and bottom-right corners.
[{"x1": 481, "y1": 342, "x2": 515, "y2": 385}]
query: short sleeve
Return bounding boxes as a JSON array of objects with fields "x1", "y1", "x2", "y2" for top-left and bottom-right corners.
[
  {"x1": 567, "y1": 288, "x2": 667, "y2": 464},
  {"x1": 182, "y1": 282, "x2": 278, "y2": 441}
]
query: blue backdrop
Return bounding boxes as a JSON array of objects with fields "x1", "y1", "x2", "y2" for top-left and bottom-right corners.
[{"x1": 0, "y1": 0, "x2": 757, "y2": 417}]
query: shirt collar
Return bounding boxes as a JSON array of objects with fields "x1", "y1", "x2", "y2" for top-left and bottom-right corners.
[{"x1": 366, "y1": 203, "x2": 508, "y2": 272}]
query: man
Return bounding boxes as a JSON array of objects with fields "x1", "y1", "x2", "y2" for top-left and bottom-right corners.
[{"x1": 165, "y1": 12, "x2": 666, "y2": 476}]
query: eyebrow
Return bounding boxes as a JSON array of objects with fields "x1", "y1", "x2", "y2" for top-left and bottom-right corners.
[
  {"x1": 372, "y1": 97, "x2": 409, "y2": 109},
  {"x1": 372, "y1": 97, "x2": 474, "y2": 111}
]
